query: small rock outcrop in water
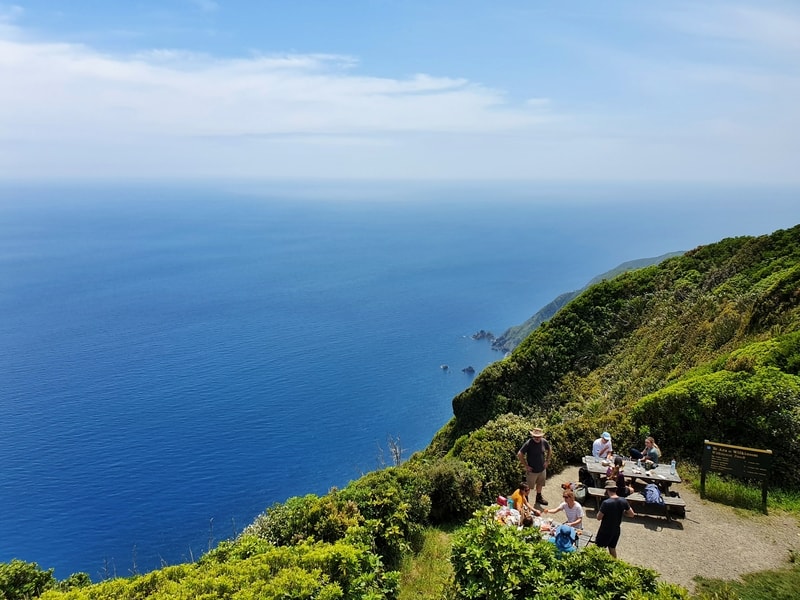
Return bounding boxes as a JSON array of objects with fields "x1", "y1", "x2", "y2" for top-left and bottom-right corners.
[
  {"x1": 462, "y1": 366, "x2": 475, "y2": 374},
  {"x1": 440, "y1": 364, "x2": 449, "y2": 371},
  {"x1": 471, "y1": 330, "x2": 495, "y2": 341}
]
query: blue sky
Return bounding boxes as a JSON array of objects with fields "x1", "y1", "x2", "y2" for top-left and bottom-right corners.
[{"x1": 1, "y1": 0, "x2": 799, "y2": 182}]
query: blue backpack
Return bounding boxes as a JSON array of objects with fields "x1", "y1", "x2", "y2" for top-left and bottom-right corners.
[{"x1": 643, "y1": 483, "x2": 664, "y2": 504}]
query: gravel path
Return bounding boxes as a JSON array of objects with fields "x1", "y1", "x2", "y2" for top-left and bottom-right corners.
[{"x1": 544, "y1": 465, "x2": 800, "y2": 592}]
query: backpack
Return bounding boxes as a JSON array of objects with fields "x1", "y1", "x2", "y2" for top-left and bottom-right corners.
[
  {"x1": 643, "y1": 483, "x2": 664, "y2": 504},
  {"x1": 574, "y1": 484, "x2": 587, "y2": 503},
  {"x1": 578, "y1": 466, "x2": 594, "y2": 488}
]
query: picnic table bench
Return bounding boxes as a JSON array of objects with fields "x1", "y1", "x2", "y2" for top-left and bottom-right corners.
[
  {"x1": 625, "y1": 492, "x2": 686, "y2": 520},
  {"x1": 586, "y1": 487, "x2": 686, "y2": 520},
  {"x1": 582, "y1": 456, "x2": 680, "y2": 492}
]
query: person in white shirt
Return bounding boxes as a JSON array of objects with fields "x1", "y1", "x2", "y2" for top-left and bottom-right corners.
[
  {"x1": 592, "y1": 431, "x2": 613, "y2": 459},
  {"x1": 544, "y1": 489, "x2": 585, "y2": 529}
]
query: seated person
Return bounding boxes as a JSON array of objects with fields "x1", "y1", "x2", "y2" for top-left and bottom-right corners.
[
  {"x1": 592, "y1": 431, "x2": 613, "y2": 459},
  {"x1": 511, "y1": 482, "x2": 541, "y2": 525},
  {"x1": 630, "y1": 436, "x2": 661, "y2": 468},
  {"x1": 548, "y1": 524, "x2": 578, "y2": 553},
  {"x1": 543, "y1": 489, "x2": 584, "y2": 529},
  {"x1": 494, "y1": 505, "x2": 521, "y2": 526},
  {"x1": 610, "y1": 456, "x2": 633, "y2": 497}
]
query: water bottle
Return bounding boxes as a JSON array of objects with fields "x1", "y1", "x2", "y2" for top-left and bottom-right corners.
[
  {"x1": 670, "y1": 459, "x2": 676, "y2": 475},
  {"x1": 636, "y1": 458, "x2": 641, "y2": 469}
]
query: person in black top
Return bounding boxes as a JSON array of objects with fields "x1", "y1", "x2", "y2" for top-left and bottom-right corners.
[
  {"x1": 595, "y1": 479, "x2": 636, "y2": 558},
  {"x1": 517, "y1": 427, "x2": 552, "y2": 506},
  {"x1": 610, "y1": 455, "x2": 634, "y2": 497}
]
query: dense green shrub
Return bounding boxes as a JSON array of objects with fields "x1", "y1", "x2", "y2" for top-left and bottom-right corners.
[
  {"x1": 409, "y1": 458, "x2": 483, "y2": 524},
  {"x1": 543, "y1": 410, "x2": 637, "y2": 468},
  {"x1": 450, "y1": 507, "x2": 688, "y2": 599},
  {"x1": 56, "y1": 572, "x2": 91, "y2": 592},
  {"x1": 632, "y1": 366, "x2": 800, "y2": 485},
  {"x1": 447, "y1": 414, "x2": 532, "y2": 503},
  {"x1": 241, "y1": 457, "x2": 484, "y2": 571},
  {"x1": 769, "y1": 330, "x2": 800, "y2": 375},
  {"x1": 450, "y1": 507, "x2": 557, "y2": 599},
  {"x1": 242, "y1": 492, "x2": 362, "y2": 546},
  {"x1": 0, "y1": 559, "x2": 56, "y2": 600},
  {"x1": 40, "y1": 538, "x2": 398, "y2": 600},
  {"x1": 338, "y1": 466, "x2": 431, "y2": 568}
]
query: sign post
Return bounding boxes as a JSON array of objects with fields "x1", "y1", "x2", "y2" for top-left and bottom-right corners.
[{"x1": 701, "y1": 440, "x2": 772, "y2": 513}]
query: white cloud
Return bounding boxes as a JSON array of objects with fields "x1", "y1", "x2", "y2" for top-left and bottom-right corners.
[
  {"x1": 1, "y1": 4, "x2": 799, "y2": 183},
  {"x1": 0, "y1": 31, "x2": 551, "y2": 145}
]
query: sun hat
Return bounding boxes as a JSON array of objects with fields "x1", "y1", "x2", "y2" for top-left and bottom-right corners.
[
  {"x1": 604, "y1": 479, "x2": 618, "y2": 489},
  {"x1": 554, "y1": 524, "x2": 577, "y2": 551},
  {"x1": 601, "y1": 432, "x2": 611, "y2": 441},
  {"x1": 530, "y1": 427, "x2": 545, "y2": 438}
]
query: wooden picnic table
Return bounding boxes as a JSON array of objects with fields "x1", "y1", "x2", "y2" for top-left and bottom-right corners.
[
  {"x1": 582, "y1": 455, "x2": 681, "y2": 491},
  {"x1": 581, "y1": 456, "x2": 686, "y2": 520}
]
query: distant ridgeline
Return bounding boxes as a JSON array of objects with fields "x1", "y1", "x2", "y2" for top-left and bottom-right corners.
[
  {"x1": 491, "y1": 252, "x2": 684, "y2": 353},
  {"x1": 12, "y1": 225, "x2": 800, "y2": 600},
  {"x1": 430, "y1": 223, "x2": 800, "y2": 491}
]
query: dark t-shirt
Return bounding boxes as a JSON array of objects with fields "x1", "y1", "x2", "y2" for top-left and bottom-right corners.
[
  {"x1": 598, "y1": 496, "x2": 630, "y2": 533},
  {"x1": 519, "y1": 437, "x2": 551, "y2": 472}
]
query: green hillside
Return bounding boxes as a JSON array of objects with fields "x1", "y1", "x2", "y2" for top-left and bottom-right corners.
[
  {"x1": 6, "y1": 224, "x2": 800, "y2": 600},
  {"x1": 428, "y1": 225, "x2": 800, "y2": 486},
  {"x1": 491, "y1": 252, "x2": 684, "y2": 353}
]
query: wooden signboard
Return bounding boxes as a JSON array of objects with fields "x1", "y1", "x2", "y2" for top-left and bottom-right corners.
[{"x1": 701, "y1": 440, "x2": 772, "y2": 512}]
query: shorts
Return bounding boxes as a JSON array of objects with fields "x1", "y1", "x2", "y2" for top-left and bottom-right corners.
[
  {"x1": 594, "y1": 527, "x2": 621, "y2": 549},
  {"x1": 526, "y1": 469, "x2": 546, "y2": 489}
]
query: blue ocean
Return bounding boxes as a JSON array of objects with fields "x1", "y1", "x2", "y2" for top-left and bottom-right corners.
[{"x1": 1, "y1": 181, "x2": 797, "y2": 578}]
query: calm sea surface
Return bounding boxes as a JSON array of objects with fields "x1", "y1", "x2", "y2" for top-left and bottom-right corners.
[{"x1": 1, "y1": 181, "x2": 797, "y2": 578}]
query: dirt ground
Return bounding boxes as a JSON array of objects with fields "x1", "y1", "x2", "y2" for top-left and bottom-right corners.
[{"x1": 541, "y1": 464, "x2": 800, "y2": 592}]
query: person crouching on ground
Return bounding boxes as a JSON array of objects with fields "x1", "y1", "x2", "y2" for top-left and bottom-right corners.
[
  {"x1": 592, "y1": 431, "x2": 613, "y2": 459},
  {"x1": 595, "y1": 479, "x2": 636, "y2": 558},
  {"x1": 511, "y1": 482, "x2": 541, "y2": 525},
  {"x1": 544, "y1": 488, "x2": 584, "y2": 529},
  {"x1": 517, "y1": 427, "x2": 553, "y2": 506}
]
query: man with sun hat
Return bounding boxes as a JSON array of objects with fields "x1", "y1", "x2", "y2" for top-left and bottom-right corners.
[
  {"x1": 596, "y1": 478, "x2": 636, "y2": 557},
  {"x1": 517, "y1": 427, "x2": 552, "y2": 506}
]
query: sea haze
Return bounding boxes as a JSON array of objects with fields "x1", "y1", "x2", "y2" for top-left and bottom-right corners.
[{"x1": 1, "y1": 181, "x2": 798, "y2": 578}]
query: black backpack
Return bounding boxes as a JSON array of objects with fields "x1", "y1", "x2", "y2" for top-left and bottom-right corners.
[{"x1": 578, "y1": 466, "x2": 594, "y2": 488}]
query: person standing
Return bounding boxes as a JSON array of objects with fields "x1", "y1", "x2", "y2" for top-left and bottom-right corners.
[
  {"x1": 517, "y1": 427, "x2": 552, "y2": 506},
  {"x1": 595, "y1": 479, "x2": 636, "y2": 558},
  {"x1": 592, "y1": 431, "x2": 613, "y2": 459}
]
